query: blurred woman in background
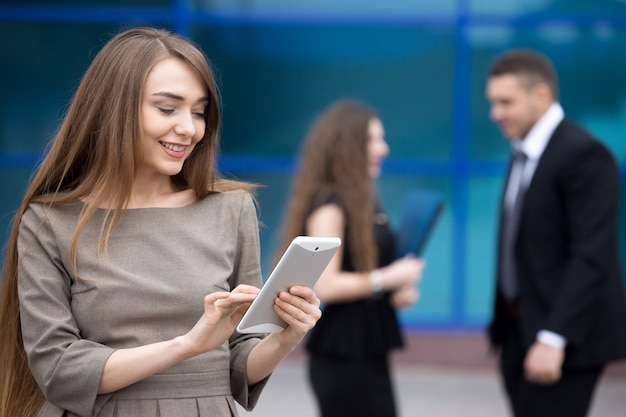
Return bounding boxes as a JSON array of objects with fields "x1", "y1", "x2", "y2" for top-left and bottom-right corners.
[{"x1": 275, "y1": 99, "x2": 424, "y2": 417}]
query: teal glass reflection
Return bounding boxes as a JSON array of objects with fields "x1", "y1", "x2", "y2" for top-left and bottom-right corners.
[
  {"x1": 0, "y1": 22, "x2": 152, "y2": 153},
  {"x1": 469, "y1": 24, "x2": 626, "y2": 161},
  {"x1": 465, "y1": 176, "x2": 503, "y2": 324},
  {"x1": 5, "y1": 0, "x2": 171, "y2": 6},
  {"x1": 471, "y1": 0, "x2": 626, "y2": 14},
  {"x1": 0, "y1": 168, "x2": 35, "y2": 250},
  {"x1": 192, "y1": 24, "x2": 454, "y2": 159},
  {"x1": 190, "y1": 0, "x2": 456, "y2": 15}
]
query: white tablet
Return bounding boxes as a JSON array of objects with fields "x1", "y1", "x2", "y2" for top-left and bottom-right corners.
[{"x1": 236, "y1": 236, "x2": 341, "y2": 334}]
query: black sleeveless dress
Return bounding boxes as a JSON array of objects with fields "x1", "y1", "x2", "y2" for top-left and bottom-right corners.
[{"x1": 305, "y1": 192, "x2": 404, "y2": 417}]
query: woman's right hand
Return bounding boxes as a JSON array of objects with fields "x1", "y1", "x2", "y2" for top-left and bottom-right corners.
[
  {"x1": 379, "y1": 256, "x2": 425, "y2": 290},
  {"x1": 99, "y1": 285, "x2": 260, "y2": 394},
  {"x1": 182, "y1": 284, "x2": 260, "y2": 355}
]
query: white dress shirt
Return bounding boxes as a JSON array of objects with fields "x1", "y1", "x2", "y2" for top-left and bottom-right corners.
[
  {"x1": 507, "y1": 102, "x2": 567, "y2": 349},
  {"x1": 506, "y1": 102, "x2": 564, "y2": 200}
]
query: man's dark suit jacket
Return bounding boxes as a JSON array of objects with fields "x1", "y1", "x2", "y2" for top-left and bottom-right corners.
[{"x1": 489, "y1": 118, "x2": 626, "y2": 369}]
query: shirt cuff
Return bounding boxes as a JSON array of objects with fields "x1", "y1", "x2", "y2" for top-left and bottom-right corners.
[{"x1": 537, "y1": 330, "x2": 566, "y2": 349}]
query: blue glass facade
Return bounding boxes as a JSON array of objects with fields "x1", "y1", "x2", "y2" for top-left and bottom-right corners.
[{"x1": 1, "y1": 0, "x2": 625, "y2": 330}]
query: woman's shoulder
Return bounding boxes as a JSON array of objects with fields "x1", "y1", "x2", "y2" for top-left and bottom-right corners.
[
  {"x1": 19, "y1": 200, "x2": 83, "y2": 241},
  {"x1": 202, "y1": 188, "x2": 253, "y2": 204},
  {"x1": 311, "y1": 188, "x2": 341, "y2": 209},
  {"x1": 22, "y1": 199, "x2": 82, "y2": 221},
  {"x1": 196, "y1": 188, "x2": 257, "y2": 215}
]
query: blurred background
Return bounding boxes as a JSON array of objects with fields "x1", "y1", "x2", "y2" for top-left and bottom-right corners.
[
  {"x1": 3, "y1": 2, "x2": 626, "y2": 415},
  {"x1": 1, "y1": 0, "x2": 626, "y2": 334}
]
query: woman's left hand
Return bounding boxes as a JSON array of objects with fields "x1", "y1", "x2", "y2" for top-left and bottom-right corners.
[
  {"x1": 273, "y1": 285, "x2": 322, "y2": 347},
  {"x1": 245, "y1": 285, "x2": 321, "y2": 384},
  {"x1": 391, "y1": 284, "x2": 420, "y2": 309}
]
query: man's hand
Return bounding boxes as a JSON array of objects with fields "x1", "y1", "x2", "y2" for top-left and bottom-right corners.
[{"x1": 524, "y1": 341, "x2": 565, "y2": 385}]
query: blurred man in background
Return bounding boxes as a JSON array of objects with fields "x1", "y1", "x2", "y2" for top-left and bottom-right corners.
[{"x1": 485, "y1": 48, "x2": 626, "y2": 417}]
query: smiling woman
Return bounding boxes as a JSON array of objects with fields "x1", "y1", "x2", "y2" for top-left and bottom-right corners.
[
  {"x1": 0, "y1": 27, "x2": 322, "y2": 417},
  {"x1": 136, "y1": 57, "x2": 209, "y2": 206}
]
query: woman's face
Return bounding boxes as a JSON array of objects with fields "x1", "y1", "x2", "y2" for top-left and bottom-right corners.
[
  {"x1": 138, "y1": 58, "x2": 208, "y2": 181},
  {"x1": 367, "y1": 117, "x2": 389, "y2": 178}
]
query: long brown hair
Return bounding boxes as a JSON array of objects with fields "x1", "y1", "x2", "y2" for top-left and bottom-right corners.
[
  {"x1": 0, "y1": 27, "x2": 253, "y2": 416},
  {"x1": 276, "y1": 99, "x2": 378, "y2": 272}
]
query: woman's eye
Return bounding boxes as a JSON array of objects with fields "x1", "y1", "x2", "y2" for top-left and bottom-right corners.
[
  {"x1": 193, "y1": 111, "x2": 207, "y2": 119},
  {"x1": 158, "y1": 107, "x2": 174, "y2": 115}
]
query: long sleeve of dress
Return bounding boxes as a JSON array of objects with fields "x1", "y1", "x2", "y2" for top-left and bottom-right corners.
[
  {"x1": 18, "y1": 204, "x2": 116, "y2": 416},
  {"x1": 227, "y1": 191, "x2": 270, "y2": 410}
]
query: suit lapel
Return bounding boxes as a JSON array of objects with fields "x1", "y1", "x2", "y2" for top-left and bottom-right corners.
[{"x1": 517, "y1": 119, "x2": 567, "y2": 220}]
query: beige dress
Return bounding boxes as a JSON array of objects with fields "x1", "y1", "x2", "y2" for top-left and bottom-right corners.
[{"x1": 17, "y1": 190, "x2": 269, "y2": 417}]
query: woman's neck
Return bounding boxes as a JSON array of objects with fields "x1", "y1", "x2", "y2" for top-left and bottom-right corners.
[{"x1": 126, "y1": 184, "x2": 197, "y2": 209}]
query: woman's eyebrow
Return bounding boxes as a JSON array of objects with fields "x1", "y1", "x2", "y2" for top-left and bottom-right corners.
[{"x1": 152, "y1": 91, "x2": 210, "y2": 103}]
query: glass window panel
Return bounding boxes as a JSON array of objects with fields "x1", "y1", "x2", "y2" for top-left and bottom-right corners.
[
  {"x1": 0, "y1": 22, "x2": 170, "y2": 153},
  {"x1": 3, "y1": 0, "x2": 621, "y2": 331},
  {"x1": 0, "y1": 168, "x2": 34, "y2": 250},
  {"x1": 470, "y1": 0, "x2": 626, "y2": 14},
  {"x1": 191, "y1": 24, "x2": 454, "y2": 159},
  {"x1": 465, "y1": 176, "x2": 502, "y2": 324},
  {"x1": 5, "y1": 0, "x2": 171, "y2": 6},
  {"x1": 191, "y1": 0, "x2": 456, "y2": 15},
  {"x1": 469, "y1": 24, "x2": 626, "y2": 162}
]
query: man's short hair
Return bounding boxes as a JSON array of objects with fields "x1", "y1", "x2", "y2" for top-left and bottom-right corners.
[{"x1": 489, "y1": 49, "x2": 559, "y2": 100}]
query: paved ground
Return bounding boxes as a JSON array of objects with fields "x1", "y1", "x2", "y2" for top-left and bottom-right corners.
[
  {"x1": 237, "y1": 332, "x2": 626, "y2": 417},
  {"x1": 238, "y1": 359, "x2": 626, "y2": 417}
]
